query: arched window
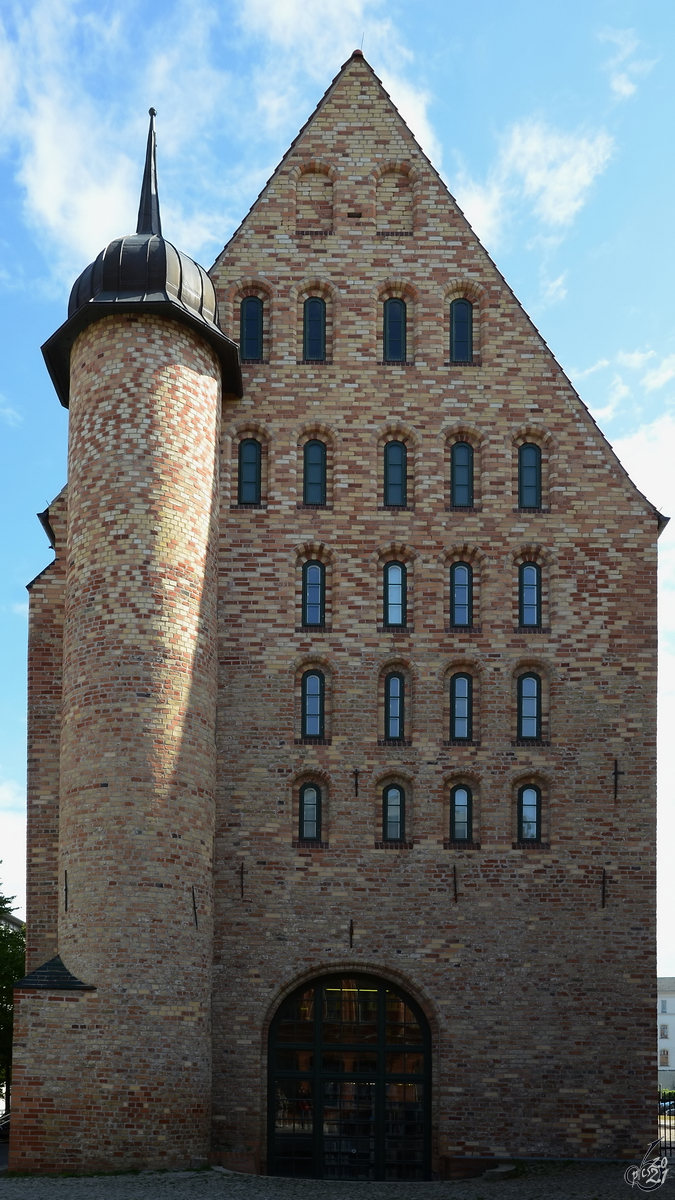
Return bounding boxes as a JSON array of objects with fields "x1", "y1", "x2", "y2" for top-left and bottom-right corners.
[
  {"x1": 303, "y1": 298, "x2": 326, "y2": 361},
  {"x1": 239, "y1": 296, "x2": 263, "y2": 361},
  {"x1": 384, "y1": 672, "x2": 405, "y2": 741},
  {"x1": 519, "y1": 563, "x2": 541, "y2": 627},
  {"x1": 383, "y1": 298, "x2": 406, "y2": 362},
  {"x1": 518, "y1": 443, "x2": 541, "y2": 509},
  {"x1": 238, "y1": 438, "x2": 261, "y2": 505},
  {"x1": 450, "y1": 785, "x2": 472, "y2": 841},
  {"x1": 450, "y1": 673, "x2": 472, "y2": 741},
  {"x1": 450, "y1": 562, "x2": 473, "y2": 626},
  {"x1": 383, "y1": 784, "x2": 405, "y2": 841},
  {"x1": 299, "y1": 783, "x2": 321, "y2": 842},
  {"x1": 384, "y1": 440, "x2": 407, "y2": 506},
  {"x1": 302, "y1": 562, "x2": 325, "y2": 627},
  {"x1": 383, "y1": 562, "x2": 407, "y2": 626},
  {"x1": 303, "y1": 439, "x2": 326, "y2": 505},
  {"x1": 450, "y1": 298, "x2": 473, "y2": 363},
  {"x1": 518, "y1": 784, "x2": 541, "y2": 842},
  {"x1": 302, "y1": 671, "x2": 325, "y2": 739},
  {"x1": 518, "y1": 673, "x2": 540, "y2": 740},
  {"x1": 451, "y1": 441, "x2": 474, "y2": 507}
]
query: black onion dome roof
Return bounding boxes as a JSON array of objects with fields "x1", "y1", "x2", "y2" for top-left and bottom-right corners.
[{"x1": 42, "y1": 110, "x2": 241, "y2": 407}]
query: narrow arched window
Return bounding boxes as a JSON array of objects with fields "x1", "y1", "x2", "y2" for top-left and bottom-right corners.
[
  {"x1": 299, "y1": 783, "x2": 321, "y2": 842},
  {"x1": 450, "y1": 673, "x2": 472, "y2": 741},
  {"x1": 303, "y1": 297, "x2": 326, "y2": 361},
  {"x1": 450, "y1": 562, "x2": 473, "y2": 626},
  {"x1": 383, "y1": 298, "x2": 406, "y2": 362},
  {"x1": 302, "y1": 562, "x2": 325, "y2": 627},
  {"x1": 518, "y1": 673, "x2": 540, "y2": 740},
  {"x1": 518, "y1": 443, "x2": 541, "y2": 509},
  {"x1": 383, "y1": 784, "x2": 405, "y2": 842},
  {"x1": 239, "y1": 296, "x2": 263, "y2": 361},
  {"x1": 384, "y1": 440, "x2": 407, "y2": 506},
  {"x1": 519, "y1": 563, "x2": 541, "y2": 627},
  {"x1": 451, "y1": 441, "x2": 474, "y2": 507},
  {"x1": 384, "y1": 562, "x2": 407, "y2": 626},
  {"x1": 450, "y1": 298, "x2": 473, "y2": 363},
  {"x1": 450, "y1": 785, "x2": 472, "y2": 841},
  {"x1": 518, "y1": 785, "x2": 541, "y2": 842},
  {"x1": 302, "y1": 671, "x2": 324, "y2": 738},
  {"x1": 238, "y1": 438, "x2": 261, "y2": 505},
  {"x1": 303, "y1": 439, "x2": 326, "y2": 505},
  {"x1": 384, "y1": 673, "x2": 405, "y2": 741}
]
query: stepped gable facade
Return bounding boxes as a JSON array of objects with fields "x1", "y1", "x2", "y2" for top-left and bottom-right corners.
[{"x1": 10, "y1": 52, "x2": 663, "y2": 1179}]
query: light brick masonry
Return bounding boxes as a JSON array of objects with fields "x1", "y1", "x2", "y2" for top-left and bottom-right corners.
[{"x1": 10, "y1": 51, "x2": 664, "y2": 1177}]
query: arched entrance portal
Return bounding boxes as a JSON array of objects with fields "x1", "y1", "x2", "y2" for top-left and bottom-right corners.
[{"x1": 268, "y1": 973, "x2": 431, "y2": 1180}]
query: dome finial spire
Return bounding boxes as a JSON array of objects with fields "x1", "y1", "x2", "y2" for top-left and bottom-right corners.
[{"x1": 136, "y1": 108, "x2": 161, "y2": 236}]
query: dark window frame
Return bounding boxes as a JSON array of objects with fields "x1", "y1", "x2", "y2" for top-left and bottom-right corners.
[
  {"x1": 450, "y1": 672, "x2": 473, "y2": 741},
  {"x1": 383, "y1": 297, "x2": 407, "y2": 362},
  {"x1": 299, "y1": 781, "x2": 322, "y2": 843},
  {"x1": 237, "y1": 437, "x2": 262, "y2": 505},
  {"x1": 517, "y1": 783, "x2": 542, "y2": 843},
  {"x1": 303, "y1": 297, "x2": 326, "y2": 362},
  {"x1": 450, "y1": 298, "x2": 473, "y2": 363},
  {"x1": 517, "y1": 672, "x2": 541, "y2": 741},
  {"x1": 450, "y1": 440, "x2": 474, "y2": 507},
  {"x1": 301, "y1": 670, "x2": 325, "y2": 739},
  {"x1": 384, "y1": 440, "x2": 407, "y2": 507},
  {"x1": 382, "y1": 783, "x2": 406, "y2": 843},
  {"x1": 518, "y1": 442, "x2": 542, "y2": 509},
  {"x1": 383, "y1": 560, "x2": 407, "y2": 627},
  {"x1": 450, "y1": 561, "x2": 473, "y2": 627},
  {"x1": 303, "y1": 439, "x2": 327, "y2": 506},
  {"x1": 519, "y1": 561, "x2": 542, "y2": 627},
  {"x1": 384, "y1": 671, "x2": 405, "y2": 741},
  {"x1": 450, "y1": 784, "x2": 473, "y2": 842},
  {"x1": 302, "y1": 561, "x2": 325, "y2": 628},
  {"x1": 239, "y1": 295, "x2": 263, "y2": 362}
]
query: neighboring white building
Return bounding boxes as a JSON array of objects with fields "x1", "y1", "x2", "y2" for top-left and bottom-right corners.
[{"x1": 658, "y1": 978, "x2": 675, "y2": 1090}]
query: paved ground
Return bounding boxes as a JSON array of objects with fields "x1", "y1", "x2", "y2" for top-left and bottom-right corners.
[{"x1": 0, "y1": 1160, "x2": 673, "y2": 1199}]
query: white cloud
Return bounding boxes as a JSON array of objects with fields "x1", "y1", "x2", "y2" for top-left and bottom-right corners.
[
  {"x1": 0, "y1": 399, "x2": 22, "y2": 426},
  {"x1": 569, "y1": 358, "x2": 610, "y2": 380},
  {"x1": 612, "y1": 412, "x2": 675, "y2": 516},
  {"x1": 588, "y1": 372, "x2": 629, "y2": 423},
  {"x1": 599, "y1": 27, "x2": 656, "y2": 103},
  {"x1": 540, "y1": 272, "x2": 567, "y2": 306},
  {"x1": 11, "y1": 603, "x2": 29, "y2": 617},
  {"x1": 455, "y1": 118, "x2": 613, "y2": 248},
  {"x1": 642, "y1": 355, "x2": 675, "y2": 393},
  {"x1": 616, "y1": 348, "x2": 655, "y2": 370},
  {"x1": 0, "y1": 779, "x2": 26, "y2": 917}
]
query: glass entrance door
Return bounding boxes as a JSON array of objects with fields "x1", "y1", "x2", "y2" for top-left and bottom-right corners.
[{"x1": 268, "y1": 974, "x2": 431, "y2": 1180}]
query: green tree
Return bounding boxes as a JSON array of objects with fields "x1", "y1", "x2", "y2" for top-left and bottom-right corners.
[{"x1": 0, "y1": 876, "x2": 25, "y2": 1110}]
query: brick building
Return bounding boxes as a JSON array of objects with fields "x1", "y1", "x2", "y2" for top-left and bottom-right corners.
[{"x1": 10, "y1": 52, "x2": 665, "y2": 1178}]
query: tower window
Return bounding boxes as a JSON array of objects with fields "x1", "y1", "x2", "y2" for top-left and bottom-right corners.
[
  {"x1": 299, "y1": 783, "x2": 321, "y2": 842},
  {"x1": 518, "y1": 673, "x2": 541, "y2": 740},
  {"x1": 238, "y1": 438, "x2": 261, "y2": 505},
  {"x1": 383, "y1": 298, "x2": 406, "y2": 362},
  {"x1": 450, "y1": 785, "x2": 472, "y2": 841},
  {"x1": 302, "y1": 562, "x2": 325, "y2": 627},
  {"x1": 519, "y1": 563, "x2": 541, "y2": 627},
  {"x1": 450, "y1": 673, "x2": 473, "y2": 741},
  {"x1": 303, "y1": 297, "x2": 326, "y2": 361},
  {"x1": 660, "y1": 1025, "x2": 669, "y2": 1039},
  {"x1": 451, "y1": 441, "x2": 474, "y2": 507},
  {"x1": 239, "y1": 296, "x2": 263, "y2": 361},
  {"x1": 384, "y1": 562, "x2": 407, "y2": 626},
  {"x1": 661, "y1": 1050, "x2": 670, "y2": 1066},
  {"x1": 662, "y1": 1000, "x2": 668, "y2": 1014},
  {"x1": 450, "y1": 562, "x2": 473, "y2": 627},
  {"x1": 301, "y1": 671, "x2": 325, "y2": 739},
  {"x1": 383, "y1": 784, "x2": 405, "y2": 842},
  {"x1": 384, "y1": 440, "x2": 407, "y2": 507},
  {"x1": 303, "y1": 439, "x2": 327, "y2": 506},
  {"x1": 518, "y1": 785, "x2": 541, "y2": 842},
  {"x1": 450, "y1": 298, "x2": 473, "y2": 363},
  {"x1": 519, "y1": 443, "x2": 542, "y2": 509},
  {"x1": 384, "y1": 672, "x2": 405, "y2": 741}
]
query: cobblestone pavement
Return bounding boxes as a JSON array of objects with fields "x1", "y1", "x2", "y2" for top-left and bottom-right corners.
[{"x1": 1, "y1": 1161, "x2": 673, "y2": 1200}]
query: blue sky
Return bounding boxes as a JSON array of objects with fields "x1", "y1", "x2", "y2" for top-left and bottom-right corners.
[{"x1": 1, "y1": 0, "x2": 674, "y2": 969}]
